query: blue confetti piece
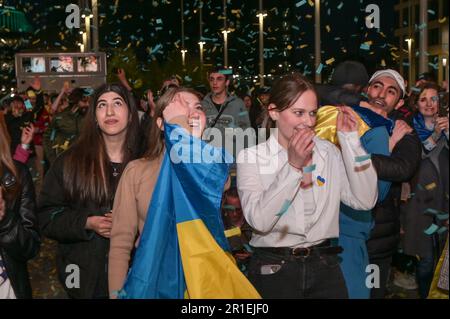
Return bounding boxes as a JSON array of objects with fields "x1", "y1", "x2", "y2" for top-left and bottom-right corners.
[
  {"x1": 316, "y1": 63, "x2": 324, "y2": 74},
  {"x1": 418, "y1": 23, "x2": 427, "y2": 30},
  {"x1": 296, "y1": 0, "x2": 307, "y2": 7},
  {"x1": 427, "y1": 10, "x2": 435, "y2": 15},
  {"x1": 437, "y1": 227, "x2": 448, "y2": 234},
  {"x1": 424, "y1": 224, "x2": 439, "y2": 235},
  {"x1": 184, "y1": 75, "x2": 192, "y2": 82},
  {"x1": 50, "y1": 129, "x2": 56, "y2": 141},
  {"x1": 303, "y1": 164, "x2": 316, "y2": 173},
  {"x1": 220, "y1": 69, "x2": 233, "y2": 75},
  {"x1": 437, "y1": 214, "x2": 449, "y2": 221},
  {"x1": 360, "y1": 43, "x2": 371, "y2": 51},
  {"x1": 276, "y1": 200, "x2": 292, "y2": 217},
  {"x1": 337, "y1": 2, "x2": 344, "y2": 9},
  {"x1": 355, "y1": 154, "x2": 372, "y2": 162},
  {"x1": 424, "y1": 208, "x2": 441, "y2": 215},
  {"x1": 238, "y1": 111, "x2": 248, "y2": 117},
  {"x1": 243, "y1": 244, "x2": 253, "y2": 253},
  {"x1": 156, "y1": 18, "x2": 162, "y2": 24}
]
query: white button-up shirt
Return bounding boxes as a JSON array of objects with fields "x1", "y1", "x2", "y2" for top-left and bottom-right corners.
[{"x1": 236, "y1": 131, "x2": 378, "y2": 248}]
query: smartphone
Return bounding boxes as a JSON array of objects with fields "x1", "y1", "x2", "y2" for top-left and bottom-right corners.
[
  {"x1": 260, "y1": 264, "x2": 282, "y2": 275},
  {"x1": 24, "y1": 99, "x2": 33, "y2": 110}
]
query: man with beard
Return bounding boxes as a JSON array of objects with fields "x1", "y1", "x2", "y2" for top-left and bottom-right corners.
[
  {"x1": 43, "y1": 88, "x2": 90, "y2": 165},
  {"x1": 363, "y1": 70, "x2": 422, "y2": 298}
]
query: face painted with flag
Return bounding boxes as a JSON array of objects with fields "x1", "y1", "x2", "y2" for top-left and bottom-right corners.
[{"x1": 118, "y1": 122, "x2": 260, "y2": 299}]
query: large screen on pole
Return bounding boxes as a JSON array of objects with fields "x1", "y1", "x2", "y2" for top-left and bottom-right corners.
[
  {"x1": 22, "y1": 57, "x2": 46, "y2": 73},
  {"x1": 50, "y1": 56, "x2": 74, "y2": 72},
  {"x1": 77, "y1": 55, "x2": 99, "y2": 72}
]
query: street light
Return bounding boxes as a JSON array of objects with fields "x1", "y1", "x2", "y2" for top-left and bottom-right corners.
[
  {"x1": 257, "y1": 6, "x2": 267, "y2": 87},
  {"x1": 181, "y1": 49, "x2": 188, "y2": 66},
  {"x1": 405, "y1": 38, "x2": 413, "y2": 89},
  {"x1": 222, "y1": 30, "x2": 231, "y2": 68},
  {"x1": 443, "y1": 57, "x2": 448, "y2": 85},
  {"x1": 198, "y1": 41, "x2": 205, "y2": 68}
]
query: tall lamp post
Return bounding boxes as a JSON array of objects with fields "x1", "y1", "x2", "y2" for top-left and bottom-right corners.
[
  {"x1": 443, "y1": 57, "x2": 448, "y2": 87},
  {"x1": 180, "y1": 0, "x2": 186, "y2": 67},
  {"x1": 222, "y1": 0, "x2": 229, "y2": 68},
  {"x1": 405, "y1": 38, "x2": 413, "y2": 90},
  {"x1": 257, "y1": 0, "x2": 267, "y2": 87}
]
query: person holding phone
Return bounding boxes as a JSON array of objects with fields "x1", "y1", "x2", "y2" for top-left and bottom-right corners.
[
  {"x1": 0, "y1": 112, "x2": 40, "y2": 299},
  {"x1": 236, "y1": 73, "x2": 378, "y2": 299}
]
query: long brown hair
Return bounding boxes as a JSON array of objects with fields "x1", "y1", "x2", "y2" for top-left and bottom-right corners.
[
  {"x1": 144, "y1": 87, "x2": 203, "y2": 160},
  {"x1": 0, "y1": 112, "x2": 19, "y2": 200},
  {"x1": 265, "y1": 72, "x2": 316, "y2": 134},
  {"x1": 62, "y1": 83, "x2": 140, "y2": 205}
]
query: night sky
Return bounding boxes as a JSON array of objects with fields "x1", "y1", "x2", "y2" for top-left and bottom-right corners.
[{"x1": 1, "y1": 0, "x2": 399, "y2": 93}]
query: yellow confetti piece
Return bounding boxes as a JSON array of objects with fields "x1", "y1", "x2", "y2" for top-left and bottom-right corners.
[
  {"x1": 60, "y1": 140, "x2": 70, "y2": 151},
  {"x1": 32, "y1": 39, "x2": 40, "y2": 45},
  {"x1": 224, "y1": 227, "x2": 241, "y2": 238},
  {"x1": 364, "y1": 41, "x2": 373, "y2": 45},
  {"x1": 381, "y1": 59, "x2": 386, "y2": 67},
  {"x1": 326, "y1": 25, "x2": 331, "y2": 32},
  {"x1": 306, "y1": 14, "x2": 312, "y2": 19},
  {"x1": 326, "y1": 58, "x2": 335, "y2": 65},
  {"x1": 300, "y1": 44, "x2": 308, "y2": 49},
  {"x1": 439, "y1": 17, "x2": 447, "y2": 23},
  {"x1": 308, "y1": 0, "x2": 314, "y2": 6},
  {"x1": 287, "y1": 44, "x2": 293, "y2": 50},
  {"x1": 52, "y1": 144, "x2": 59, "y2": 149},
  {"x1": 391, "y1": 52, "x2": 400, "y2": 58},
  {"x1": 425, "y1": 182, "x2": 437, "y2": 190}
]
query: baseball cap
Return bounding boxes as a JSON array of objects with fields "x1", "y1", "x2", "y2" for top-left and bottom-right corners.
[
  {"x1": 369, "y1": 69, "x2": 406, "y2": 97},
  {"x1": 331, "y1": 61, "x2": 369, "y2": 87}
]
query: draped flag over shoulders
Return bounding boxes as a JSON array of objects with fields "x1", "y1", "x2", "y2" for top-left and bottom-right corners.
[
  {"x1": 119, "y1": 122, "x2": 261, "y2": 299},
  {"x1": 315, "y1": 105, "x2": 394, "y2": 146}
]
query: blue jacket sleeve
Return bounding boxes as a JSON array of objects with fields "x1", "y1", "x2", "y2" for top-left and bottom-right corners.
[{"x1": 360, "y1": 127, "x2": 391, "y2": 202}]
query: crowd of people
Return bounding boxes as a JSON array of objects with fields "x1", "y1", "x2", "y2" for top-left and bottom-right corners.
[{"x1": 0, "y1": 60, "x2": 448, "y2": 299}]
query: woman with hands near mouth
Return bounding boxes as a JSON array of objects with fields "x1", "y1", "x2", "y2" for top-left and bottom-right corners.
[
  {"x1": 236, "y1": 73, "x2": 378, "y2": 299},
  {"x1": 38, "y1": 83, "x2": 140, "y2": 299}
]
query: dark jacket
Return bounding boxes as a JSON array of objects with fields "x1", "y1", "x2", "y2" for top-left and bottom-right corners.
[
  {"x1": 0, "y1": 161, "x2": 41, "y2": 299},
  {"x1": 43, "y1": 106, "x2": 85, "y2": 165},
  {"x1": 38, "y1": 152, "x2": 121, "y2": 299},
  {"x1": 402, "y1": 137, "x2": 449, "y2": 258},
  {"x1": 367, "y1": 111, "x2": 422, "y2": 260}
]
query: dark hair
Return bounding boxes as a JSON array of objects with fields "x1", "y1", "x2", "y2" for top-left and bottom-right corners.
[
  {"x1": 68, "y1": 88, "x2": 86, "y2": 106},
  {"x1": 144, "y1": 87, "x2": 203, "y2": 161},
  {"x1": 417, "y1": 72, "x2": 437, "y2": 84},
  {"x1": 266, "y1": 72, "x2": 316, "y2": 132},
  {"x1": 224, "y1": 187, "x2": 239, "y2": 200},
  {"x1": 209, "y1": 66, "x2": 231, "y2": 81},
  {"x1": 62, "y1": 83, "x2": 140, "y2": 205},
  {"x1": 0, "y1": 112, "x2": 20, "y2": 201}
]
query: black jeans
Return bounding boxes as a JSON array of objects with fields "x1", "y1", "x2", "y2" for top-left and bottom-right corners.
[
  {"x1": 248, "y1": 249, "x2": 348, "y2": 299},
  {"x1": 369, "y1": 256, "x2": 392, "y2": 299}
]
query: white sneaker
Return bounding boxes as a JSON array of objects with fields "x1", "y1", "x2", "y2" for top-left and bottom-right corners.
[{"x1": 393, "y1": 272, "x2": 418, "y2": 290}]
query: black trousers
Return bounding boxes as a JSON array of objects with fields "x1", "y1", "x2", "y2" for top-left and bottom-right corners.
[
  {"x1": 248, "y1": 249, "x2": 348, "y2": 299},
  {"x1": 369, "y1": 256, "x2": 392, "y2": 299}
]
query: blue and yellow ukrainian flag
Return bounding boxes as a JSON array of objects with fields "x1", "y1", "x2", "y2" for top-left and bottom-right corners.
[
  {"x1": 315, "y1": 105, "x2": 394, "y2": 146},
  {"x1": 119, "y1": 122, "x2": 260, "y2": 299}
]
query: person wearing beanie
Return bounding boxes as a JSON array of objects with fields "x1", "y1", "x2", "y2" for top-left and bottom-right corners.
[{"x1": 316, "y1": 60, "x2": 369, "y2": 107}]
